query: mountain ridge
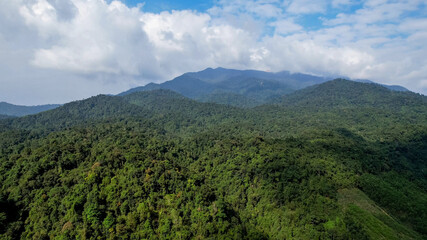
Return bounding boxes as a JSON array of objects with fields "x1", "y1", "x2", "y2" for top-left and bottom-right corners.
[
  {"x1": 0, "y1": 101, "x2": 61, "y2": 117},
  {"x1": 118, "y1": 68, "x2": 410, "y2": 108},
  {"x1": 277, "y1": 79, "x2": 425, "y2": 109}
]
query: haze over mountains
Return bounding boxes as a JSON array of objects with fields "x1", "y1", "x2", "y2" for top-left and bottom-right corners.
[
  {"x1": 0, "y1": 102, "x2": 61, "y2": 117},
  {"x1": 1, "y1": 68, "x2": 412, "y2": 117},
  {"x1": 118, "y1": 68, "x2": 410, "y2": 108},
  {"x1": 4, "y1": 79, "x2": 424, "y2": 131}
]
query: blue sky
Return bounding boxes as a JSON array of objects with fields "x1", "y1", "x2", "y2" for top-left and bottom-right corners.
[
  {"x1": 0, "y1": 0, "x2": 426, "y2": 104},
  {"x1": 114, "y1": 0, "x2": 426, "y2": 36},
  {"x1": 124, "y1": 0, "x2": 214, "y2": 12}
]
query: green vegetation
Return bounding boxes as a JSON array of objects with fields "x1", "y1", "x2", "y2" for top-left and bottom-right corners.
[
  {"x1": 0, "y1": 79, "x2": 426, "y2": 239},
  {"x1": 338, "y1": 188, "x2": 422, "y2": 239},
  {"x1": 197, "y1": 91, "x2": 262, "y2": 108}
]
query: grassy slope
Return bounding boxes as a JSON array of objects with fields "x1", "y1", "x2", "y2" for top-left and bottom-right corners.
[{"x1": 338, "y1": 188, "x2": 422, "y2": 239}]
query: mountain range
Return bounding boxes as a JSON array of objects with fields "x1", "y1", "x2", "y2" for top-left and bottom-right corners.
[
  {"x1": 0, "y1": 68, "x2": 425, "y2": 239},
  {"x1": 1, "y1": 68, "x2": 410, "y2": 115},
  {"x1": 118, "y1": 68, "x2": 409, "y2": 107}
]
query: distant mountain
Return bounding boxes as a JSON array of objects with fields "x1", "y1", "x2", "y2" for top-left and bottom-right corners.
[
  {"x1": 354, "y1": 79, "x2": 409, "y2": 92},
  {"x1": 118, "y1": 68, "x2": 329, "y2": 107},
  {"x1": 0, "y1": 114, "x2": 13, "y2": 120},
  {"x1": 183, "y1": 67, "x2": 330, "y2": 89},
  {"x1": 385, "y1": 85, "x2": 409, "y2": 91},
  {"x1": 119, "y1": 68, "x2": 410, "y2": 107},
  {"x1": 277, "y1": 79, "x2": 425, "y2": 109},
  {"x1": 0, "y1": 102, "x2": 61, "y2": 117},
  {"x1": 118, "y1": 76, "x2": 212, "y2": 98}
]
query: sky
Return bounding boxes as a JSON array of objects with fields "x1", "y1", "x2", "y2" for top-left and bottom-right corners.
[{"x1": 1, "y1": 0, "x2": 427, "y2": 105}]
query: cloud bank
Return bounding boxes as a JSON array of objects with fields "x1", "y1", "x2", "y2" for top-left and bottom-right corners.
[{"x1": 1, "y1": 0, "x2": 426, "y2": 104}]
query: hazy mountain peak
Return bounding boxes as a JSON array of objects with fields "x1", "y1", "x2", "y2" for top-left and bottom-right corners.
[
  {"x1": 117, "y1": 68, "x2": 412, "y2": 108},
  {"x1": 0, "y1": 101, "x2": 61, "y2": 117}
]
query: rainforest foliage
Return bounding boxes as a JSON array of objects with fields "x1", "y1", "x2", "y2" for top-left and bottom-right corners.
[{"x1": 0, "y1": 80, "x2": 426, "y2": 239}]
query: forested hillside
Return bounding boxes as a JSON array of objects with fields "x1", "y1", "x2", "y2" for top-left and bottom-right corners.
[
  {"x1": 0, "y1": 79, "x2": 426, "y2": 239},
  {"x1": 278, "y1": 79, "x2": 425, "y2": 109}
]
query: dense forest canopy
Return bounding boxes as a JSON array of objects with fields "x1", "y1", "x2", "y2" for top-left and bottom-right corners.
[{"x1": 0, "y1": 79, "x2": 426, "y2": 239}]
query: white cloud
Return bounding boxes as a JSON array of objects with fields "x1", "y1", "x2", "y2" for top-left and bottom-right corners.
[
  {"x1": 0, "y1": 0, "x2": 426, "y2": 105},
  {"x1": 260, "y1": 35, "x2": 376, "y2": 76},
  {"x1": 331, "y1": 0, "x2": 354, "y2": 8},
  {"x1": 326, "y1": 0, "x2": 423, "y2": 26},
  {"x1": 285, "y1": 0, "x2": 327, "y2": 14},
  {"x1": 398, "y1": 18, "x2": 427, "y2": 32},
  {"x1": 210, "y1": 0, "x2": 283, "y2": 19},
  {"x1": 140, "y1": 10, "x2": 258, "y2": 76},
  {"x1": 271, "y1": 19, "x2": 302, "y2": 34},
  {"x1": 20, "y1": 0, "x2": 156, "y2": 76}
]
